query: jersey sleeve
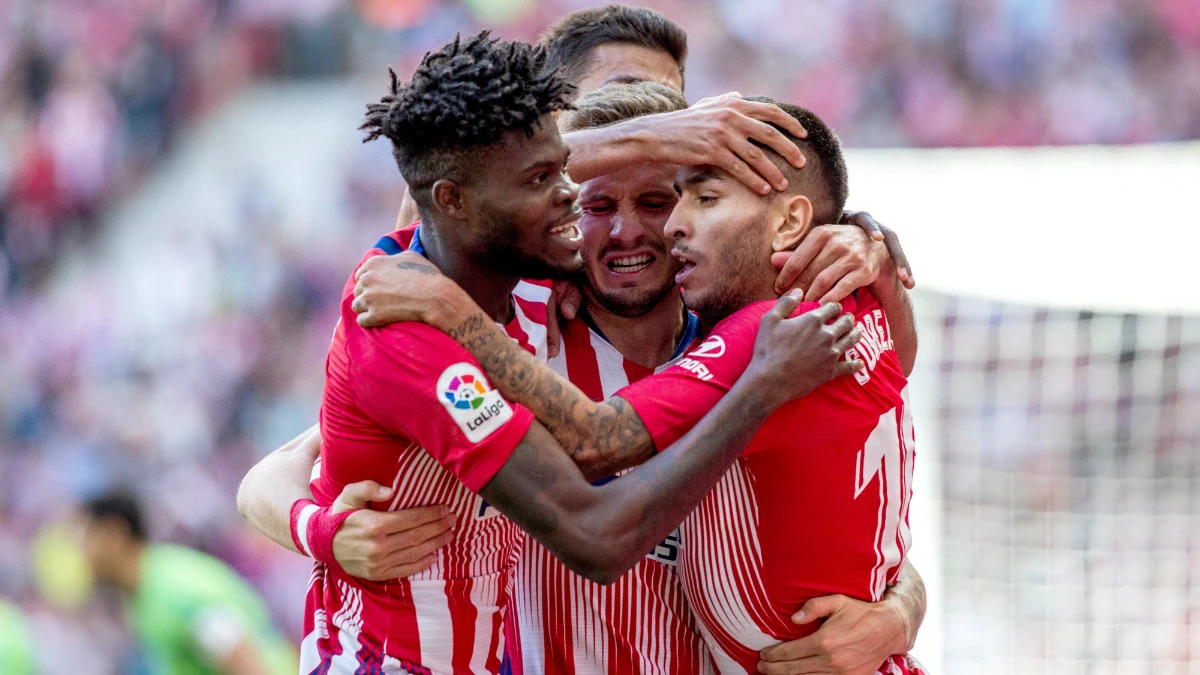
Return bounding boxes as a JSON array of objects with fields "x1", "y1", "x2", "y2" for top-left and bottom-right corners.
[
  {"x1": 344, "y1": 314, "x2": 534, "y2": 493},
  {"x1": 616, "y1": 301, "x2": 771, "y2": 451}
]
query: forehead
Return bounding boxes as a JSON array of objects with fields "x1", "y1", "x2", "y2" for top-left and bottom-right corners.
[
  {"x1": 576, "y1": 43, "x2": 683, "y2": 94},
  {"x1": 581, "y1": 163, "x2": 677, "y2": 198},
  {"x1": 490, "y1": 116, "x2": 567, "y2": 166}
]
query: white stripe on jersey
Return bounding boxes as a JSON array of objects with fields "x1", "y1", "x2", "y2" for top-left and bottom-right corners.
[
  {"x1": 590, "y1": 329, "x2": 630, "y2": 399},
  {"x1": 412, "y1": 578, "x2": 455, "y2": 668},
  {"x1": 680, "y1": 463, "x2": 785, "y2": 667},
  {"x1": 513, "y1": 282, "x2": 550, "y2": 362}
]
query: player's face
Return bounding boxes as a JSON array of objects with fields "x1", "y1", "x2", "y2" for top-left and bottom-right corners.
[
  {"x1": 577, "y1": 163, "x2": 681, "y2": 316},
  {"x1": 665, "y1": 166, "x2": 779, "y2": 323},
  {"x1": 80, "y1": 517, "x2": 124, "y2": 585},
  {"x1": 573, "y1": 44, "x2": 683, "y2": 96},
  {"x1": 469, "y1": 117, "x2": 583, "y2": 280}
]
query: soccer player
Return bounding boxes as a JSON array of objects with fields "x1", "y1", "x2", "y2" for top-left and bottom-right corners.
[
  {"x1": 240, "y1": 7, "x2": 925, "y2": 673},
  {"x1": 80, "y1": 491, "x2": 297, "y2": 675},
  {"x1": 291, "y1": 32, "x2": 861, "y2": 674},
  {"x1": 354, "y1": 81, "x2": 924, "y2": 674},
  {"x1": 341, "y1": 99, "x2": 923, "y2": 675}
]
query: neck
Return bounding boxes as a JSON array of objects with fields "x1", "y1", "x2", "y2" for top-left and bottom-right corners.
[
  {"x1": 700, "y1": 282, "x2": 778, "y2": 335},
  {"x1": 586, "y1": 292, "x2": 688, "y2": 369},
  {"x1": 114, "y1": 542, "x2": 145, "y2": 595},
  {"x1": 419, "y1": 218, "x2": 518, "y2": 323}
]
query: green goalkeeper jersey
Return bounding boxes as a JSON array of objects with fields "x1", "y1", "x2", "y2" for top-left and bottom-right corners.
[
  {"x1": 129, "y1": 545, "x2": 297, "y2": 675},
  {"x1": 0, "y1": 600, "x2": 35, "y2": 675}
]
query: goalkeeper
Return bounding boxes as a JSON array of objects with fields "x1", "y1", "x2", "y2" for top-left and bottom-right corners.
[{"x1": 81, "y1": 490, "x2": 296, "y2": 675}]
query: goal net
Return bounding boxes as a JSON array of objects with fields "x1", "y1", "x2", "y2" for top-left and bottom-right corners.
[{"x1": 846, "y1": 141, "x2": 1200, "y2": 672}]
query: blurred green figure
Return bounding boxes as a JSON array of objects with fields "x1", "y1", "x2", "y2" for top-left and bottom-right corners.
[
  {"x1": 81, "y1": 491, "x2": 297, "y2": 675},
  {"x1": 0, "y1": 599, "x2": 36, "y2": 674}
]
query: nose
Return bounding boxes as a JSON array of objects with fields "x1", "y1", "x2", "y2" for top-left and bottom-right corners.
[
  {"x1": 557, "y1": 173, "x2": 580, "y2": 206},
  {"x1": 608, "y1": 210, "x2": 649, "y2": 246},
  {"x1": 664, "y1": 208, "x2": 689, "y2": 241}
]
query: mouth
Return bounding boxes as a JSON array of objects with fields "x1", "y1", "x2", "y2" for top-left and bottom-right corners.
[
  {"x1": 672, "y1": 248, "x2": 696, "y2": 285},
  {"x1": 605, "y1": 252, "x2": 656, "y2": 275},
  {"x1": 549, "y1": 209, "x2": 583, "y2": 247}
]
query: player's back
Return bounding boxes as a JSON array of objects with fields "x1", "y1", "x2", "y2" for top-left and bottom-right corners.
[
  {"x1": 301, "y1": 228, "x2": 544, "y2": 675},
  {"x1": 617, "y1": 290, "x2": 916, "y2": 674}
]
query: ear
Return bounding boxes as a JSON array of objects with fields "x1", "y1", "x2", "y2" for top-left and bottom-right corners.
[
  {"x1": 771, "y1": 194, "x2": 813, "y2": 252},
  {"x1": 430, "y1": 179, "x2": 469, "y2": 222}
]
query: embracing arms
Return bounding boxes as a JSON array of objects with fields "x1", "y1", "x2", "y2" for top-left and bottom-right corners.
[{"x1": 473, "y1": 295, "x2": 861, "y2": 583}]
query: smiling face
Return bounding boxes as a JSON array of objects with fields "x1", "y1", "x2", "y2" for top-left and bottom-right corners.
[
  {"x1": 465, "y1": 116, "x2": 583, "y2": 280},
  {"x1": 666, "y1": 166, "x2": 808, "y2": 324},
  {"x1": 577, "y1": 162, "x2": 681, "y2": 316}
]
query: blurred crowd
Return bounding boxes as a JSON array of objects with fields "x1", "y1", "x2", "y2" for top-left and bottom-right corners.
[{"x1": 0, "y1": 0, "x2": 1197, "y2": 670}]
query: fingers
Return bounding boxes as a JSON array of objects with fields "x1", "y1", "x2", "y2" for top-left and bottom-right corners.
[
  {"x1": 736, "y1": 114, "x2": 806, "y2": 172},
  {"x1": 756, "y1": 655, "x2": 826, "y2": 674},
  {"x1": 759, "y1": 633, "x2": 823, "y2": 662},
  {"x1": 378, "y1": 551, "x2": 440, "y2": 580},
  {"x1": 834, "y1": 359, "x2": 865, "y2": 378},
  {"x1": 331, "y1": 480, "x2": 393, "y2": 514},
  {"x1": 793, "y1": 594, "x2": 847, "y2": 624},
  {"x1": 378, "y1": 505, "x2": 453, "y2": 536},
  {"x1": 738, "y1": 98, "x2": 808, "y2": 141},
  {"x1": 545, "y1": 290, "x2": 561, "y2": 359},
  {"x1": 803, "y1": 262, "x2": 856, "y2": 303},
  {"x1": 842, "y1": 210, "x2": 885, "y2": 241},
  {"x1": 832, "y1": 327, "x2": 862, "y2": 356},
  {"x1": 713, "y1": 148, "x2": 774, "y2": 195},
  {"x1": 817, "y1": 272, "x2": 869, "y2": 305},
  {"x1": 559, "y1": 283, "x2": 582, "y2": 321},
  {"x1": 827, "y1": 312, "x2": 857, "y2": 339},
  {"x1": 769, "y1": 289, "x2": 804, "y2": 320},
  {"x1": 774, "y1": 233, "x2": 826, "y2": 294},
  {"x1": 880, "y1": 226, "x2": 914, "y2": 288},
  {"x1": 803, "y1": 301, "x2": 843, "y2": 326}
]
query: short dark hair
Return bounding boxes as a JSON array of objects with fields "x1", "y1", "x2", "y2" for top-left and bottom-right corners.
[
  {"x1": 559, "y1": 80, "x2": 688, "y2": 132},
  {"x1": 743, "y1": 97, "x2": 848, "y2": 225},
  {"x1": 84, "y1": 490, "x2": 147, "y2": 542},
  {"x1": 360, "y1": 31, "x2": 573, "y2": 204},
  {"x1": 540, "y1": 5, "x2": 687, "y2": 89}
]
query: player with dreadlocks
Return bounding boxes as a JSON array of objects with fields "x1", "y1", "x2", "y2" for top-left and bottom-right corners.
[{"x1": 297, "y1": 31, "x2": 863, "y2": 674}]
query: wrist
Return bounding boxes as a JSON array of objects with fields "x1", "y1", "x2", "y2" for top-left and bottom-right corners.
[
  {"x1": 289, "y1": 499, "x2": 353, "y2": 570},
  {"x1": 430, "y1": 283, "x2": 475, "y2": 332},
  {"x1": 880, "y1": 592, "x2": 917, "y2": 653}
]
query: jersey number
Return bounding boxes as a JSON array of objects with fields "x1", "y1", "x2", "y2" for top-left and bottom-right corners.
[{"x1": 853, "y1": 388, "x2": 915, "y2": 601}]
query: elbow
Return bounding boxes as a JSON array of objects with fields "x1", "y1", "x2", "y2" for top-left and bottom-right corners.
[{"x1": 556, "y1": 521, "x2": 644, "y2": 585}]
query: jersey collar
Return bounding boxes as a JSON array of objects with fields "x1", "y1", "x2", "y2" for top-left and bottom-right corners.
[{"x1": 579, "y1": 304, "x2": 700, "y2": 363}]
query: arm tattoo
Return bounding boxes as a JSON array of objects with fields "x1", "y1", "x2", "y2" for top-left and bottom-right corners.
[
  {"x1": 447, "y1": 310, "x2": 655, "y2": 479},
  {"x1": 395, "y1": 261, "x2": 440, "y2": 275}
]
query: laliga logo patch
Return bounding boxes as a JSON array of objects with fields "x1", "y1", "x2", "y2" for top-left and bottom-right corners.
[
  {"x1": 437, "y1": 363, "x2": 514, "y2": 443},
  {"x1": 689, "y1": 335, "x2": 726, "y2": 359}
]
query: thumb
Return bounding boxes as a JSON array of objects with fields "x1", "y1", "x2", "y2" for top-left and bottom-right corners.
[
  {"x1": 331, "y1": 480, "x2": 393, "y2": 514},
  {"x1": 560, "y1": 285, "x2": 582, "y2": 321},
  {"x1": 791, "y1": 595, "x2": 841, "y2": 625}
]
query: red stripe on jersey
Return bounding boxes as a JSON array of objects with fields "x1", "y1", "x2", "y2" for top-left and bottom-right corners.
[
  {"x1": 507, "y1": 314, "x2": 709, "y2": 674},
  {"x1": 561, "y1": 317, "x2": 605, "y2": 401}
]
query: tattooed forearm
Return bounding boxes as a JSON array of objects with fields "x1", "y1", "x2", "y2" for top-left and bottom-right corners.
[{"x1": 444, "y1": 310, "x2": 656, "y2": 479}]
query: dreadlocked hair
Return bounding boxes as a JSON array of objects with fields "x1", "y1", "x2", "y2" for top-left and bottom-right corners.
[{"x1": 360, "y1": 31, "x2": 575, "y2": 202}]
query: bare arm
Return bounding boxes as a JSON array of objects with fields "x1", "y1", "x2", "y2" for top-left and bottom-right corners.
[
  {"x1": 757, "y1": 560, "x2": 927, "y2": 674},
  {"x1": 871, "y1": 264, "x2": 918, "y2": 376},
  {"x1": 236, "y1": 425, "x2": 453, "y2": 580},
  {"x1": 478, "y1": 296, "x2": 861, "y2": 584},
  {"x1": 236, "y1": 425, "x2": 322, "y2": 554},
  {"x1": 565, "y1": 94, "x2": 808, "y2": 194}
]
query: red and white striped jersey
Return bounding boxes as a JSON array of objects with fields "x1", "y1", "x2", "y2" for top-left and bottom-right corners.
[
  {"x1": 618, "y1": 291, "x2": 920, "y2": 675},
  {"x1": 299, "y1": 226, "x2": 552, "y2": 675},
  {"x1": 505, "y1": 309, "x2": 715, "y2": 675}
]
